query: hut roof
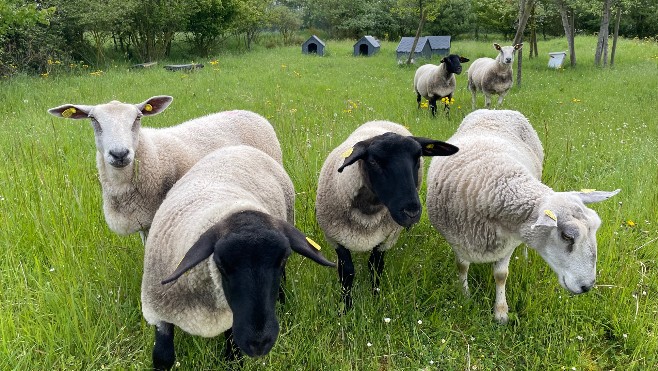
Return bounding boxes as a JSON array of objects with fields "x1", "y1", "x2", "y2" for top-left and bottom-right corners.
[
  {"x1": 426, "y1": 36, "x2": 451, "y2": 50},
  {"x1": 396, "y1": 37, "x2": 429, "y2": 53}
]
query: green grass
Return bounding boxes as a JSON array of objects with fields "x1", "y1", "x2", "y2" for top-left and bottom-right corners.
[{"x1": 1, "y1": 36, "x2": 657, "y2": 370}]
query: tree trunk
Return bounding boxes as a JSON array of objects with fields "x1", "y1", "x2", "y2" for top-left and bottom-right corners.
[
  {"x1": 610, "y1": 6, "x2": 621, "y2": 67},
  {"x1": 557, "y1": 0, "x2": 576, "y2": 67},
  {"x1": 513, "y1": 0, "x2": 535, "y2": 87},
  {"x1": 595, "y1": 0, "x2": 612, "y2": 66},
  {"x1": 407, "y1": 10, "x2": 426, "y2": 65}
]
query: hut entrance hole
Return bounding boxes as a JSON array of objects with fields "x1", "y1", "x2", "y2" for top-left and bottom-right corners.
[
  {"x1": 359, "y1": 44, "x2": 369, "y2": 55},
  {"x1": 308, "y1": 43, "x2": 318, "y2": 54}
]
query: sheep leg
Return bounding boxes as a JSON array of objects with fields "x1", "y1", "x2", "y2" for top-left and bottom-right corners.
[
  {"x1": 493, "y1": 254, "x2": 512, "y2": 324},
  {"x1": 456, "y1": 257, "x2": 470, "y2": 297},
  {"x1": 152, "y1": 321, "x2": 175, "y2": 371},
  {"x1": 470, "y1": 89, "x2": 477, "y2": 110},
  {"x1": 368, "y1": 247, "x2": 385, "y2": 295},
  {"x1": 416, "y1": 92, "x2": 422, "y2": 109},
  {"x1": 497, "y1": 92, "x2": 507, "y2": 106},
  {"x1": 336, "y1": 245, "x2": 355, "y2": 312},
  {"x1": 429, "y1": 97, "x2": 438, "y2": 117},
  {"x1": 484, "y1": 94, "x2": 492, "y2": 109},
  {"x1": 139, "y1": 229, "x2": 149, "y2": 246},
  {"x1": 223, "y1": 328, "x2": 244, "y2": 364}
]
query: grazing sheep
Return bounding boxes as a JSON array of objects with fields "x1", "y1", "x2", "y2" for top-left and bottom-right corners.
[
  {"x1": 426, "y1": 109, "x2": 620, "y2": 323},
  {"x1": 467, "y1": 43, "x2": 523, "y2": 109},
  {"x1": 141, "y1": 145, "x2": 335, "y2": 369},
  {"x1": 414, "y1": 54, "x2": 470, "y2": 116},
  {"x1": 315, "y1": 121, "x2": 458, "y2": 310},
  {"x1": 47, "y1": 97, "x2": 282, "y2": 243}
]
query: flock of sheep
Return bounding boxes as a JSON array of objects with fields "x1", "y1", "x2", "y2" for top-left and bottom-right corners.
[{"x1": 47, "y1": 43, "x2": 619, "y2": 369}]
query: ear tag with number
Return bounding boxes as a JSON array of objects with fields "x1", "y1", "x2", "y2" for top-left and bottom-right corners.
[
  {"x1": 305, "y1": 237, "x2": 322, "y2": 251},
  {"x1": 62, "y1": 108, "x2": 77, "y2": 118},
  {"x1": 341, "y1": 147, "x2": 353, "y2": 158},
  {"x1": 544, "y1": 209, "x2": 557, "y2": 221}
]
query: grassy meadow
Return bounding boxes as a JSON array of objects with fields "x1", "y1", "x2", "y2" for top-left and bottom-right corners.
[{"x1": 0, "y1": 36, "x2": 657, "y2": 370}]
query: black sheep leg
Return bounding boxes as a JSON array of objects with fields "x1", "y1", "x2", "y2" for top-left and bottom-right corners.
[
  {"x1": 429, "y1": 96, "x2": 438, "y2": 117},
  {"x1": 278, "y1": 266, "x2": 287, "y2": 304},
  {"x1": 153, "y1": 322, "x2": 175, "y2": 371},
  {"x1": 368, "y1": 247, "x2": 386, "y2": 296},
  {"x1": 336, "y1": 245, "x2": 355, "y2": 312},
  {"x1": 416, "y1": 92, "x2": 422, "y2": 108},
  {"x1": 223, "y1": 328, "x2": 244, "y2": 364}
]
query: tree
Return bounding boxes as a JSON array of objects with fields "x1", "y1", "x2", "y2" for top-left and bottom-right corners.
[
  {"x1": 555, "y1": 0, "x2": 576, "y2": 67},
  {"x1": 269, "y1": 5, "x2": 302, "y2": 45},
  {"x1": 594, "y1": 0, "x2": 612, "y2": 66},
  {"x1": 232, "y1": 0, "x2": 271, "y2": 50},
  {"x1": 186, "y1": 0, "x2": 237, "y2": 57},
  {"x1": 513, "y1": 0, "x2": 535, "y2": 87}
]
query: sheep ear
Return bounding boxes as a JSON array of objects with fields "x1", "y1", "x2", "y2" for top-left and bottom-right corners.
[
  {"x1": 570, "y1": 189, "x2": 620, "y2": 204},
  {"x1": 280, "y1": 222, "x2": 336, "y2": 267},
  {"x1": 337, "y1": 142, "x2": 368, "y2": 173},
  {"x1": 494, "y1": 43, "x2": 502, "y2": 51},
  {"x1": 137, "y1": 96, "x2": 173, "y2": 116},
  {"x1": 161, "y1": 230, "x2": 217, "y2": 284},
  {"x1": 459, "y1": 56, "x2": 470, "y2": 63},
  {"x1": 514, "y1": 43, "x2": 523, "y2": 50},
  {"x1": 531, "y1": 209, "x2": 558, "y2": 230},
  {"x1": 411, "y1": 137, "x2": 459, "y2": 157},
  {"x1": 47, "y1": 104, "x2": 93, "y2": 119},
  {"x1": 440, "y1": 57, "x2": 447, "y2": 64}
]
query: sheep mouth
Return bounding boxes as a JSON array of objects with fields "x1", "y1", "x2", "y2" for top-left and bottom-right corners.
[
  {"x1": 561, "y1": 276, "x2": 584, "y2": 295},
  {"x1": 109, "y1": 159, "x2": 131, "y2": 168}
]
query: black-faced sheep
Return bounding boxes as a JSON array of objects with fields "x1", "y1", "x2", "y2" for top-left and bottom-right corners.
[
  {"x1": 315, "y1": 121, "x2": 458, "y2": 311},
  {"x1": 414, "y1": 54, "x2": 470, "y2": 116},
  {"x1": 141, "y1": 145, "x2": 334, "y2": 369},
  {"x1": 47, "y1": 97, "x2": 282, "y2": 243},
  {"x1": 467, "y1": 43, "x2": 523, "y2": 109},
  {"x1": 426, "y1": 109, "x2": 619, "y2": 323}
]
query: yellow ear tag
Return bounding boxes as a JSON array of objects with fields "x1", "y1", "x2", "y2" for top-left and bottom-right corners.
[
  {"x1": 341, "y1": 147, "x2": 354, "y2": 158},
  {"x1": 544, "y1": 209, "x2": 557, "y2": 221},
  {"x1": 144, "y1": 103, "x2": 153, "y2": 112},
  {"x1": 305, "y1": 237, "x2": 322, "y2": 251},
  {"x1": 580, "y1": 189, "x2": 596, "y2": 193},
  {"x1": 61, "y1": 107, "x2": 76, "y2": 118},
  {"x1": 425, "y1": 143, "x2": 435, "y2": 149}
]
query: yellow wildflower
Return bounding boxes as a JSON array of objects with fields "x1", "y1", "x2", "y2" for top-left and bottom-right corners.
[
  {"x1": 209, "y1": 60, "x2": 219, "y2": 66},
  {"x1": 626, "y1": 220, "x2": 636, "y2": 227}
]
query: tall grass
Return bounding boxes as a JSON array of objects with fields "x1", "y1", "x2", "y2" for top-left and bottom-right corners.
[{"x1": 1, "y1": 36, "x2": 656, "y2": 370}]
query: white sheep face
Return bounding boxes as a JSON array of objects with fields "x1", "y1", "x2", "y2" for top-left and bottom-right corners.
[
  {"x1": 494, "y1": 43, "x2": 522, "y2": 65},
  {"x1": 48, "y1": 96, "x2": 173, "y2": 170},
  {"x1": 526, "y1": 190, "x2": 619, "y2": 294}
]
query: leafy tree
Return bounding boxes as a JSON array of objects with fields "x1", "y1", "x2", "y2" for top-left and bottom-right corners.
[
  {"x1": 232, "y1": 0, "x2": 271, "y2": 50},
  {"x1": 186, "y1": 0, "x2": 237, "y2": 57},
  {"x1": 269, "y1": 5, "x2": 302, "y2": 45}
]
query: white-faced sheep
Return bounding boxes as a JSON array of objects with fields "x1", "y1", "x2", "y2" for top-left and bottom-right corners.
[
  {"x1": 426, "y1": 109, "x2": 619, "y2": 323},
  {"x1": 47, "y1": 97, "x2": 282, "y2": 242},
  {"x1": 414, "y1": 54, "x2": 470, "y2": 116},
  {"x1": 315, "y1": 121, "x2": 458, "y2": 311},
  {"x1": 467, "y1": 43, "x2": 523, "y2": 109},
  {"x1": 141, "y1": 145, "x2": 335, "y2": 369}
]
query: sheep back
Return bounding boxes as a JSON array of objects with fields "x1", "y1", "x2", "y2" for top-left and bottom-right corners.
[
  {"x1": 315, "y1": 121, "x2": 419, "y2": 252},
  {"x1": 427, "y1": 110, "x2": 548, "y2": 262},
  {"x1": 141, "y1": 145, "x2": 294, "y2": 337}
]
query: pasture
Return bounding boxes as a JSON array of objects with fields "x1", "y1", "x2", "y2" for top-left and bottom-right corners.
[{"x1": 0, "y1": 36, "x2": 657, "y2": 369}]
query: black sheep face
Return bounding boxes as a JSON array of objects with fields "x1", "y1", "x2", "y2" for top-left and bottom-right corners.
[
  {"x1": 441, "y1": 54, "x2": 470, "y2": 75},
  {"x1": 338, "y1": 132, "x2": 459, "y2": 228},
  {"x1": 161, "y1": 211, "x2": 335, "y2": 358}
]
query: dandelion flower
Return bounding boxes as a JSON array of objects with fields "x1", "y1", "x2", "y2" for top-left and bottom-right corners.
[{"x1": 626, "y1": 220, "x2": 636, "y2": 227}]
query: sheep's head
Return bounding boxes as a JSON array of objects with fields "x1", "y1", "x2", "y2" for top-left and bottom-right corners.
[
  {"x1": 48, "y1": 96, "x2": 173, "y2": 170},
  {"x1": 161, "y1": 210, "x2": 335, "y2": 357},
  {"x1": 494, "y1": 43, "x2": 523, "y2": 65},
  {"x1": 441, "y1": 54, "x2": 470, "y2": 75},
  {"x1": 338, "y1": 132, "x2": 458, "y2": 228},
  {"x1": 524, "y1": 189, "x2": 620, "y2": 294}
]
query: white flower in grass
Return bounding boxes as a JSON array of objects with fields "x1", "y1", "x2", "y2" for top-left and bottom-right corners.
[
  {"x1": 367, "y1": 342, "x2": 372, "y2": 347},
  {"x1": 576, "y1": 335, "x2": 583, "y2": 341},
  {"x1": 441, "y1": 339, "x2": 446, "y2": 344},
  {"x1": 429, "y1": 360, "x2": 434, "y2": 365},
  {"x1": 623, "y1": 334, "x2": 628, "y2": 339},
  {"x1": 49, "y1": 267, "x2": 55, "y2": 272},
  {"x1": 383, "y1": 317, "x2": 391, "y2": 323},
  {"x1": 417, "y1": 320, "x2": 422, "y2": 325}
]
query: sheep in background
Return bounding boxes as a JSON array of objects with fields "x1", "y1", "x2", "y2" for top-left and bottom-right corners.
[
  {"x1": 142, "y1": 145, "x2": 335, "y2": 369},
  {"x1": 414, "y1": 54, "x2": 470, "y2": 116},
  {"x1": 316, "y1": 121, "x2": 458, "y2": 311},
  {"x1": 426, "y1": 109, "x2": 619, "y2": 323},
  {"x1": 48, "y1": 97, "x2": 282, "y2": 243},
  {"x1": 467, "y1": 43, "x2": 522, "y2": 109}
]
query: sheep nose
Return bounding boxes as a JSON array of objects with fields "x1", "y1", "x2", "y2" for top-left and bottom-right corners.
[
  {"x1": 505, "y1": 58, "x2": 512, "y2": 63},
  {"x1": 580, "y1": 281, "x2": 595, "y2": 293},
  {"x1": 246, "y1": 337, "x2": 274, "y2": 357},
  {"x1": 109, "y1": 149, "x2": 129, "y2": 162},
  {"x1": 403, "y1": 208, "x2": 420, "y2": 219}
]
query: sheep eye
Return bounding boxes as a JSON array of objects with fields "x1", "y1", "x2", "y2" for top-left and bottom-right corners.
[{"x1": 560, "y1": 231, "x2": 574, "y2": 243}]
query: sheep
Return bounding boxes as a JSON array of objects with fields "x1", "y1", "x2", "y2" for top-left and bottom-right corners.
[
  {"x1": 47, "y1": 96, "x2": 282, "y2": 243},
  {"x1": 141, "y1": 145, "x2": 335, "y2": 369},
  {"x1": 426, "y1": 109, "x2": 620, "y2": 324},
  {"x1": 315, "y1": 121, "x2": 458, "y2": 311},
  {"x1": 413, "y1": 54, "x2": 470, "y2": 116},
  {"x1": 467, "y1": 43, "x2": 523, "y2": 109}
]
